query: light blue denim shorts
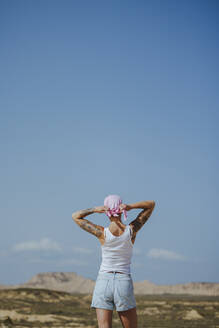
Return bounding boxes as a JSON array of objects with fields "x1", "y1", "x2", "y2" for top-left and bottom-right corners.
[{"x1": 91, "y1": 272, "x2": 136, "y2": 312}]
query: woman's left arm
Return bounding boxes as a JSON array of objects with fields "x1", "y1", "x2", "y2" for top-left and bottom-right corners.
[{"x1": 72, "y1": 206, "x2": 108, "y2": 239}]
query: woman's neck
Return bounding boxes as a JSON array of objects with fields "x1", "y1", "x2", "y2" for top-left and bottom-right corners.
[{"x1": 109, "y1": 219, "x2": 125, "y2": 230}]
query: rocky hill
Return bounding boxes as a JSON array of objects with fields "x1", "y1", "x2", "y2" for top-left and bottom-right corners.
[
  {"x1": 1, "y1": 272, "x2": 219, "y2": 295},
  {"x1": 24, "y1": 272, "x2": 95, "y2": 294}
]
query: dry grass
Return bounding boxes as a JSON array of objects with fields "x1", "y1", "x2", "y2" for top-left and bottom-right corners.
[{"x1": 0, "y1": 288, "x2": 219, "y2": 327}]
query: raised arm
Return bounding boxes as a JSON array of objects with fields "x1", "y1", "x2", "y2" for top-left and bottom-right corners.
[
  {"x1": 127, "y1": 201, "x2": 155, "y2": 242},
  {"x1": 72, "y1": 206, "x2": 108, "y2": 242}
]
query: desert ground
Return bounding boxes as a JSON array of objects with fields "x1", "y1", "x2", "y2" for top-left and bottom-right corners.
[{"x1": 0, "y1": 288, "x2": 219, "y2": 328}]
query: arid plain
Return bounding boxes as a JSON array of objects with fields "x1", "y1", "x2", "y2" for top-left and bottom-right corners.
[{"x1": 1, "y1": 272, "x2": 219, "y2": 327}]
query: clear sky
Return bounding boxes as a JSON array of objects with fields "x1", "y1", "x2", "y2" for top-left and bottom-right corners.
[{"x1": 0, "y1": 0, "x2": 218, "y2": 285}]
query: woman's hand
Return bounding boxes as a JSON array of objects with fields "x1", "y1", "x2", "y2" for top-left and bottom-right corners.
[
  {"x1": 95, "y1": 206, "x2": 109, "y2": 213},
  {"x1": 119, "y1": 204, "x2": 132, "y2": 212}
]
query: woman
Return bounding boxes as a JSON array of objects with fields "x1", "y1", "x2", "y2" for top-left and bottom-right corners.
[{"x1": 72, "y1": 195, "x2": 155, "y2": 328}]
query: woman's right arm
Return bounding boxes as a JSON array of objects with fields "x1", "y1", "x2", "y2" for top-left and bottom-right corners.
[{"x1": 126, "y1": 201, "x2": 156, "y2": 242}]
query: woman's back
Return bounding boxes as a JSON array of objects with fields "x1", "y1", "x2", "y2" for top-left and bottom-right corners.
[{"x1": 99, "y1": 225, "x2": 133, "y2": 274}]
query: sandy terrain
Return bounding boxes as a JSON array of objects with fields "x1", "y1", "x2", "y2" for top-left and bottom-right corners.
[{"x1": 0, "y1": 288, "x2": 219, "y2": 327}]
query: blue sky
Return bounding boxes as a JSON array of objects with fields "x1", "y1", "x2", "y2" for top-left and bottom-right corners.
[{"x1": 0, "y1": 0, "x2": 218, "y2": 285}]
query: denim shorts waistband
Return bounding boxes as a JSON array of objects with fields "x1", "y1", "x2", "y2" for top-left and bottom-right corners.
[{"x1": 97, "y1": 271, "x2": 132, "y2": 279}]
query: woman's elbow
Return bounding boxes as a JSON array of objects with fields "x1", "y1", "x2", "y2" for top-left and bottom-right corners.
[
  {"x1": 151, "y1": 201, "x2": 156, "y2": 209},
  {"x1": 72, "y1": 213, "x2": 78, "y2": 221}
]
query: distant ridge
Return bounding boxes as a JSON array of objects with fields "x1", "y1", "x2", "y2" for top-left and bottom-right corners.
[
  {"x1": 1, "y1": 272, "x2": 219, "y2": 295},
  {"x1": 134, "y1": 280, "x2": 219, "y2": 296}
]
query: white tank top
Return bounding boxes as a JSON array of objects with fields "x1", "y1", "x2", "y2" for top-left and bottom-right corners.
[{"x1": 99, "y1": 225, "x2": 133, "y2": 274}]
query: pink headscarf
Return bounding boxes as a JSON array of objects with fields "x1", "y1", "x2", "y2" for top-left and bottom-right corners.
[{"x1": 104, "y1": 194, "x2": 127, "y2": 221}]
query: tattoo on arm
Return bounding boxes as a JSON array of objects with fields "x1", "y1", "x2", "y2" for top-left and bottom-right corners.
[
  {"x1": 130, "y1": 206, "x2": 154, "y2": 238},
  {"x1": 75, "y1": 219, "x2": 103, "y2": 238},
  {"x1": 72, "y1": 208, "x2": 96, "y2": 219},
  {"x1": 72, "y1": 208, "x2": 103, "y2": 238}
]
